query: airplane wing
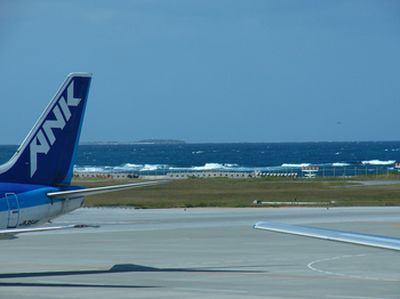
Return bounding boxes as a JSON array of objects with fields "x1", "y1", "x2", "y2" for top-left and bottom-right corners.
[
  {"x1": 0, "y1": 224, "x2": 94, "y2": 237},
  {"x1": 47, "y1": 180, "x2": 168, "y2": 199},
  {"x1": 254, "y1": 221, "x2": 400, "y2": 251}
]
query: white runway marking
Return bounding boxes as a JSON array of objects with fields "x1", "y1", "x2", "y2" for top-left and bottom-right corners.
[
  {"x1": 326, "y1": 295, "x2": 397, "y2": 299},
  {"x1": 307, "y1": 254, "x2": 400, "y2": 282}
]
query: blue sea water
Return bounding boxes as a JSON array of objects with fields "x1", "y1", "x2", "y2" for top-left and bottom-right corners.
[{"x1": 1, "y1": 142, "x2": 399, "y2": 176}]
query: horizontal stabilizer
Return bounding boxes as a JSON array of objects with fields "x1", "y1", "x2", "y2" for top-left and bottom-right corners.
[
  {"x1": 0, "y1": 224, "x2": 93, "y2": 236},
  {"x1": 47, "y1": 180, "x2": 168, "y2": 199},
  {"x1": 254, "y1": 221, "x2": 400, "y2": 251}
]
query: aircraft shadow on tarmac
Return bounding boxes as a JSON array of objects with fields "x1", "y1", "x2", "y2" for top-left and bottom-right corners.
[{"x1": 0, "y1": 264, "x2": 267, "y2": 288}]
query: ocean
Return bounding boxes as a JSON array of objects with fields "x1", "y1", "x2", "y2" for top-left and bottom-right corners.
[{"x1": 1, "y1": 142, "x2": 399, "y2": 177}]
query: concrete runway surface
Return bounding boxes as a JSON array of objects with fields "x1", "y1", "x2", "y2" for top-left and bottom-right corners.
[{"x1": 0, "y1": 207, "x2": 399, "y2": 299}]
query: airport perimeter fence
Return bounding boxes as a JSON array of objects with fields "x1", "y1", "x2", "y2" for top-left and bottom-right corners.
[
  {"x1": 164, "y1": 166, "x2": 397, "y2": 178},
  {"x1": 74, "y1": 165, "x2": 400, "y2": 179},
  {"x1": 295, "y1": 166, "x2": 396, "y2": 178}
]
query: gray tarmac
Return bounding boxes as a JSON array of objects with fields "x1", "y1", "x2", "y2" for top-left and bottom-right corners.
[{"x1": 0, "y1": 207, "x2": 400, "y2": 299}]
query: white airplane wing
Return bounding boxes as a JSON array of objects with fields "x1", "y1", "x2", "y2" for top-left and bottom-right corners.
[
  {"x1": 47, "y1": 180, "x2": 168, "y2": 199},
  {"x1": 0, "y1": 224, "x2": 93, "y2": 237},
  {"x1": 254, "y1": 221, "x2": 400, "y2": 251}
]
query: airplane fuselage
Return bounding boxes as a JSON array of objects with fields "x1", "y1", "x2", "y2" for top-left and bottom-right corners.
[{"x1": 0, "y1": 183, "x2": 83, "y2": 229}]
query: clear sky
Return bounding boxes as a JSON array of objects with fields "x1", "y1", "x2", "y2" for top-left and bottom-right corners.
[{"x1": 0, "y1": 0, "x2": 399, "y2": 143}]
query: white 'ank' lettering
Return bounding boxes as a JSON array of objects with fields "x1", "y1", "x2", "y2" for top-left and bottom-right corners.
[{"x1": 29, "y1": 81, "x2": 81, "y2": 177}]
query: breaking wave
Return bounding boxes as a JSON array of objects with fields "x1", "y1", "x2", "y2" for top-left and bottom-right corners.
[
  {"x1": 192, "y1": 163, "x2": 229, "y2": 171},
  {"x1": 281, "y1": 163, "x2": 311, "y2": 168},
  {"x1": 192, "y1": 150, "x2": 205, "y2": 154},
  {"x1": 361, "y1": 160, "x2": 396, "y2": 166},
  {"x1": 74, "y1": 163, "x2": 169, "y2": 173},
  {"x1": 332, "y1": 162, "x2": 351, "y2": 167},
  {"x1": 171, "y1": 163, "x2": 240, "y2": 171},
  {"x1": 74, "y1": 163, "x2": 244, "y2": 173}
]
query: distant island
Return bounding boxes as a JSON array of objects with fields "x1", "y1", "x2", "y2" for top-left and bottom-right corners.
[
  {"x1": 82, "y1": 139, "x2": 186, "y2": 145},
  {"x1": 133, "y1": 139, "x2": 186, "y2": 144}
]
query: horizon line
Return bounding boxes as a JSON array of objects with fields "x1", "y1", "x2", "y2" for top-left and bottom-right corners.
[{"x1": 1, "y1": 140, "x2": 400, "y2": 146}]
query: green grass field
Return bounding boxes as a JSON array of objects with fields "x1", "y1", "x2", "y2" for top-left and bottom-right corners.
[{"x1": 74, "y1": 176, "x2": 400, "y2": 209}]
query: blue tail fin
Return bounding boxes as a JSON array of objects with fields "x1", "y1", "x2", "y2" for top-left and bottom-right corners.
[{"x1": 0, "y1": 73, "x2": 92, "y2": 186}]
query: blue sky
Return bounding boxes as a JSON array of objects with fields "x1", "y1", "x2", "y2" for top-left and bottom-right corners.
[{"x1": 0, "y1": 0, "x2": 399, "y2": 143}]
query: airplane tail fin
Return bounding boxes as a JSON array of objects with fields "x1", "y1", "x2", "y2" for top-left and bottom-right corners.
[{"x1": 0, "y1": 73, "x2": 92, "y2": 186}]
